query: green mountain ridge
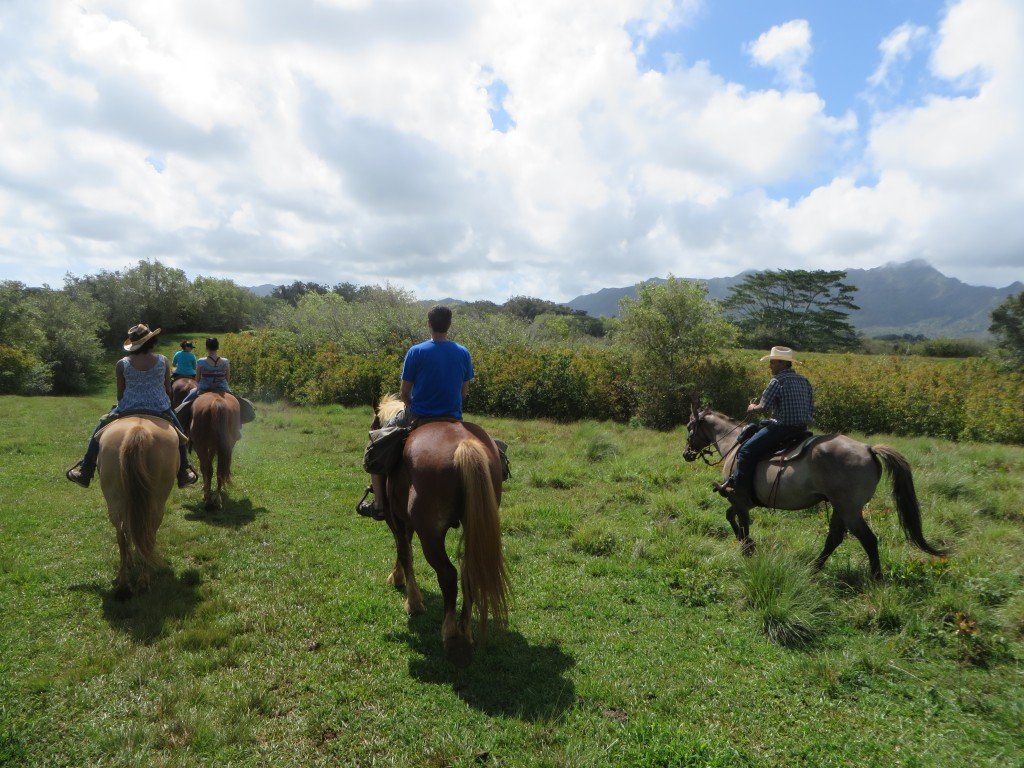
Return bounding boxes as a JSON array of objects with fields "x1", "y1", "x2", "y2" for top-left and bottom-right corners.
[{"x1": 565, "y1": 260, "x2": 1023, "y2": 339}]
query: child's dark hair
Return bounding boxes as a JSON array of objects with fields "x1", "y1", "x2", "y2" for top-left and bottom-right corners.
[{"x1": 206, "y1": 337, "x2": 219, "y2": 351}]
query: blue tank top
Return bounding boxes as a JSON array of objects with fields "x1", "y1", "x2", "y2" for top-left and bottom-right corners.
[{"x1": 117, "y1": 356, "x2": 171, "y2": 413}]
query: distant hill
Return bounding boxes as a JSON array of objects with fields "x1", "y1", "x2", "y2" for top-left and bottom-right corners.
[
  {"x1": 566, "y1": 260, "x2": 1023, "y2": 339},
  {"x1": 247, "y1": 284, "x2": 279, "y2": 297}
]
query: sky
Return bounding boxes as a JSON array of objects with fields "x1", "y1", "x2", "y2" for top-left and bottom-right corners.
[{"x1": 0, "y1": 0, "x2": 1022, "y2": 302}]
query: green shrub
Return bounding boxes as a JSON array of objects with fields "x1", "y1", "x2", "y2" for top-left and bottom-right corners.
[
  {"x1": 741, "y1": 550, "x2": 830, "y2": 647},
  {"x1": 0, "y1": 345, "x2": 51, "y2": 395}
]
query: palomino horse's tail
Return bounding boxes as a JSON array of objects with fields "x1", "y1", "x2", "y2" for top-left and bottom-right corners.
[
  {"x1": 871, "y1": 445, "x2": 946, "y2": 556},
  {"x1": 119, "y1": 424, "x2": 161, "y2": 567},
  {"x1": 454, "y1": 438, "x2": 509, "y2": 640}
]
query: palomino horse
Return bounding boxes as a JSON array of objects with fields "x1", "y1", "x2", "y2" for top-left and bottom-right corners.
[
  {"x1": 170, "y1": 376, "x2": 197, "y2": 409},
  {"x1": 374, "y1": 395, "x2": 509, "y2": 666},
  {"x1": 189, "y1": 392, "x2": 240, "y2": 510},
  {"x1": 97, "y1": 415, "x2": 179, "y2": 599},
  {"x1": 683, "y1": 408, "x2": 945, "y2": 578}
]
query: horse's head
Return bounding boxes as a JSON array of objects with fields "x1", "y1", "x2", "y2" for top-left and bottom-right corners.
[{"x1": 682, "y1": 406, "x2": 715, "y2": 462}]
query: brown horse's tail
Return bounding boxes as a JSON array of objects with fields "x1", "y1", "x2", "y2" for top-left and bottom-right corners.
[
  {"x1": 215, "y1": 400, "x2": 234, "y2": 488},
  {"x1": 454, "y1": 438, "x2": 509, "y2": 641},
  {"x1": 193, "y1": 396, "x2": 234, "y2": 486},
  {"x1": 119, "y1": 424, "x2": 161, "y2": 567},
  {"x1": 871, "y1": 445, "x2": 946, "y2": 556}
]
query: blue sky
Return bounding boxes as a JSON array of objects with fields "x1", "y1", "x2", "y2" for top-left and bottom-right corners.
[
  {"x1": 635, "y1": 0, "x2": 956, "y2": 200},
  {"x1": 0, "y1": 0, "x2": 1021, "y2": 300}
]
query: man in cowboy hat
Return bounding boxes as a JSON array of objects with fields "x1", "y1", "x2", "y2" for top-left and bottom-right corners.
[{"x1": 714, "y1": 346, "x2": 814, "y2": 501}]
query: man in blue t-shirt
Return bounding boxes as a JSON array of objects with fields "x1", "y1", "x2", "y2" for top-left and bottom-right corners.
[{"x1": 357, "y1": 305, "x2": 474, "y2": 520}]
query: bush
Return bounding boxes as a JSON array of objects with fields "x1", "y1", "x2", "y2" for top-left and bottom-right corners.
[
  {"x1": 741, "y1": 550, "x2": 830, "y2": 647},
  {"x1": 0, "y1": 345, "x2": 51, "y2": 395}
]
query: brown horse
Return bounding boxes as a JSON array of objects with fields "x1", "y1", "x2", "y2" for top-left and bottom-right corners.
[
  {"x1": 683, "y1": 407, "x2": 945, "y2": 578},
  {"x1": 190, "y1": 392, "x2": 240, "y2": 510},
  {"x1": 170, "y1": 376, "x2": 197, "y2": 409},
  {"x1": 97, "y1": 415, "x2": 179, "y2": 599},
  {"x1": 374, "y1": 395, "x2": 509, "y2": 666}
]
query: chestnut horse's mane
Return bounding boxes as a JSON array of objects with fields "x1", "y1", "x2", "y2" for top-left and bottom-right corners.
[{"x1": 377, "y1": 393, "x2": 405, "y2": 423}]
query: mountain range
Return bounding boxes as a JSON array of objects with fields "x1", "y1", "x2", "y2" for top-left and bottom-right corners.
[{"x1": 565, "y1": 260, "x2": 1023, "y2": 339}]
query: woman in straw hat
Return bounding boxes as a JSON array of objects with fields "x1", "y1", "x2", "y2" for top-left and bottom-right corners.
[
  {"x1": 714, "y1": 346, "x2": 814, "y2": 501},
  {"x1": 66, "y1": 324, "x2": 198, "y2": 488}
]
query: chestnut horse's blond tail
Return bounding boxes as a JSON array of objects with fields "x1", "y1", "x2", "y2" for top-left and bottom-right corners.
[
  {"x1": 119, "y1": 424, "x2": 160, "y2": 567},
  {"x1": 454, "y1": 439, "x2": 509, "y2": 640}
]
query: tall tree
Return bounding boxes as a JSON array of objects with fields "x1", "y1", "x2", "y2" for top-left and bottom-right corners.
[
  {"x1": 272, "y1": 281, "x2": 328, "y2": 306},
  {"x1": 721, "y1": 269, "x2": 860, "y2": 351},
  {"x1": 617, "y1": 276, "x2": 737, "y2": 428},
  {"x1": 990, "y1": 292, "x2": 1024, "y2": 370},
  {"x1": 65, "y1": 260, "x2": 194, "y2": 344}
]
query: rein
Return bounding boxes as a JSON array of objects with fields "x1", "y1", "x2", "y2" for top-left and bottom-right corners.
[{"x1": 689, "y1": 415, "x2": 749, "y2": 467}]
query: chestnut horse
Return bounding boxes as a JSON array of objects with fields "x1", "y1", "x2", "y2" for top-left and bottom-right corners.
[
  {"x1": 97, "y1": 415, "x2": 179, "y2": 599},
  {"x1": 170, "y1": 376, "x2": 197, "y2": 409},
  {"x1": 683, "y1": 407, "x2": 945, "y2": 578},
  {"x1": 189, "y1": 392, "x2": 240, "y2": 510},
  {"x1": 374, "y1": 395, "x2": 509, "y2": 666}
]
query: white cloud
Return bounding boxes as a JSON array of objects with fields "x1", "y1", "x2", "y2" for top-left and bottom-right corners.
[
  {"x1": 745, "y1": 19, "x2": 813, "y2": 91},
  {"x1": 868, "y1": 23, "x2": 929, "y2": 90},
  {"x1": 0, "y1": 0, "x2": 1020, "y2": 300}
]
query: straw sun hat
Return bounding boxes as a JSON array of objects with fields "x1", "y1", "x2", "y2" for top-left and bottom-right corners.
[
  {"x1": 759, "y1": 346, "x2": 800, "y2": 363},
  {"x1": 123, "y1": 323, "x2": 162, "y2": 352}
]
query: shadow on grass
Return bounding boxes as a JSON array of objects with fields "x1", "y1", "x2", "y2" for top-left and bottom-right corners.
[
  {"x1": 390, "y1": 593, "x2": 577, "y2": 721},
  {"x1": 182, "y1": 496, "x2": 267, "y2": 527},
  {"x1": 69, "y1": 567, "x2": 203, "y2": 644}
]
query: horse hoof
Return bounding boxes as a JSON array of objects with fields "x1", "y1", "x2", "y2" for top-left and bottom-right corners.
[
  {"x1": 405, "y1": 597, "x2": 425, "y2": 615},
  {"x1": 741, "y1": 539, "x2": 757, "y2": 556},
  {"x1": 444, "y1": 634, "x2": 474, "y2": 668},
  {"x1": 113, "y1": 584, "x2": 133, "y2": 602},
  {"x1": 386, "y1": 572, "x2": 405, "y2": 589}
]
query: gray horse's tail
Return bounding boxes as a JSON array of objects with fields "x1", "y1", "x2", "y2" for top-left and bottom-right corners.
[{"x1": 871, "y1": 445, "x2": 946, "y2": 556}]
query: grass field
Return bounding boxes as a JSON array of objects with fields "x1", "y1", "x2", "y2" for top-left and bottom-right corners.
[{"x1": 1, "y1": 388, "x2": 1023, "y2": 767}]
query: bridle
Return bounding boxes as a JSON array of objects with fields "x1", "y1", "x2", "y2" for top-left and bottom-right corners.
[{"x1": 683, "y1": 411, "x2": 748, "y2": 467}]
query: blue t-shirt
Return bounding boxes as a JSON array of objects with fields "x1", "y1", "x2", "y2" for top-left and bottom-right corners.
[
  {"x1": 402, "y1": 339, "x2": 474, "y2": 419},
  {"x1": 172, "y1": 350, "x2": 197, "y2": 376}
]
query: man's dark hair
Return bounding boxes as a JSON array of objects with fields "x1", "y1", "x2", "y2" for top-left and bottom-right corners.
[
  {"x1": 427, "y1": 305, "x2": 453, "y2": 334},
  {"x1": 206, "y1": 337, "x2": 220, "y2": 351}
]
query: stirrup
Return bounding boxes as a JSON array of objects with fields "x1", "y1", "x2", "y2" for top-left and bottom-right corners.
[
  {"x1": 178, "y1": 466, "x2": 199, "y2": 488},
  {"x1": 66, "y1": 463, "x2": 90, "y2": 488},
  {"x1": 356, "y1": 486, "x2": 385, "y2": 520}
]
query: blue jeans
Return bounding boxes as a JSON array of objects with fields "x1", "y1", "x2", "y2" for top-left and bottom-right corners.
[
  {"x1": 730, "y1": 422, "x2": 807, "y2": 493},
  {"x1": 78, "y1": 408, "x2": 189, "y2": 481}
]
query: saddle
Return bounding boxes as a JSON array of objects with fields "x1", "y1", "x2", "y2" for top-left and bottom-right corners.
[
  {"x1": 175, "y1": 393, "x2": 257, "y2": 424},
  {"x1": 362, "y1": 421, "x2": 512, "y2": 480},
  {"x1": 736, "y1": 423, "x2": 816, "y2": 463},
  {"x1": 94, "y1": 411, "x2": 189, "y2": 445}
]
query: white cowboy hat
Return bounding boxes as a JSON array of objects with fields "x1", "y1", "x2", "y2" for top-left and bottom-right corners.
[
  {"x1": 123, "y1": 323, "x2": 162, "y2": 352},
  {"x1": 760, "y1": 346, "x2": 800, "y2": 363}
]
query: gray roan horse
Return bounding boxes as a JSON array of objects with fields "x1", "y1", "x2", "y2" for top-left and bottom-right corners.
[{"x1": 683, "y1": 407, "x2": 944, "y2": 578}]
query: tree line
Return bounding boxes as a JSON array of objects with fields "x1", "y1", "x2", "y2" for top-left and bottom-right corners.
[{"x1": 2, "y1": 260, "x2": 1022, "y2": 408}]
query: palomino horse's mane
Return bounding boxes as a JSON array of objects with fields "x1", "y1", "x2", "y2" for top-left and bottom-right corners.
[{"x1": 377, "y1": 393, "x2": 405, "y2": 423}]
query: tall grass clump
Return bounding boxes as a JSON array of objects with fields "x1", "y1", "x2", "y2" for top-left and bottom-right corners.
[{"x1": 741, "y1": 550, "x2": 831, "y2": 647}]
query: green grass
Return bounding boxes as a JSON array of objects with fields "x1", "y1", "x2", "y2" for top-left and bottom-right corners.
[{"x1": 1, "y1": 394, "x2": 1023, "y2": 766}]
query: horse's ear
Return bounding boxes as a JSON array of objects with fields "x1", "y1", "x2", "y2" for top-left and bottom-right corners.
[
  {"x1": 370, "y1": 391, "x2": 380, "y2": 412},
  {"x1": 690, "y1": 402, "x2": 699, "y2": 418}
]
